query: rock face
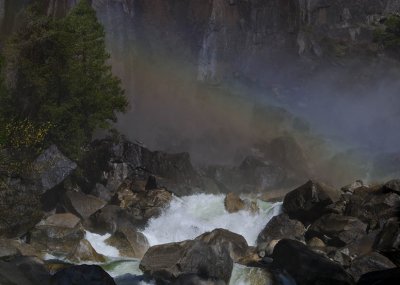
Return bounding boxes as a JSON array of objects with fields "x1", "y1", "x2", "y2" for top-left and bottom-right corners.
[
  {"x1": 307, "y1": 214, "x2": 368, "y2": 247},
  {"x1": 374, "y1": 218, "x2": 400, "y2": 266},
  {"x1": 257, "y1": 213, "x2": 305, "y2": 253},
  {"x1": 33, "y1": 145, "x2": 77, "y2": 194},
  {"x1": 283, "y1": 180, "x2": 340, "y2": 225},
  {"x1": 195, "y1": 229, "x2": 248, "y2": 262},
  {"x1": 140, "y1": 239, "x2": 233, "y2": 284},
  {"x1": 29, "y1": 213, "x2": 84, "y2": 255},
  {"x1": 51, "y1": 264, "x2": 116, "y2": 285},
  {"x1": 272, "y1": 239, "x2": 355, "y2": 285}
]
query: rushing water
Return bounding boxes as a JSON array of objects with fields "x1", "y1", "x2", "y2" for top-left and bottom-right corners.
[{"x1": 86, "y1": 194, "x2": 282, "y2": 285}]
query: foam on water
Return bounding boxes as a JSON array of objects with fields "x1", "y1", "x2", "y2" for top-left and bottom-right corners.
[
  {"x1": 141, "y1": 194, "x2": 282, "y2": 246},
  {"x1": 85, "y1": 231, "x2": 120, "y2": 258}
]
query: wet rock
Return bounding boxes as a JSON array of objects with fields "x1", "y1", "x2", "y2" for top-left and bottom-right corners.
[
  {"x1": 30, "y1": 213, "x2": 84, "y2": 255},
  {"x1": 145, "y1": 175, "x2": 158, "y2": 190},
  {"x1": 345, "y1": 186, "x2": 400, "y2": 229},
  {"x1": 257, "y1": 213, "x2": 306, "y2": 254},
  {"x1": 195, "y1": 229, "x2": 248, "y2": 262},
  {"x1": 67, "y1": 239, "x2": 106, "y2": 263},
  {"x1": 105, "y1": 227, "x2": 149, "y2": 259},
  {"x1": 140, "y1": 239, "x2": 233, "y2": 284},
  {"x1": 0, "y1": 239, "x2": 20, "y2": 260},
  {"x1": 283, "y1": 180, "x2": 340, "y2": 225},
  {"x1": 33, "y1": 145, "x2": 77, "y2": 193},
  {"x1": 224, "y1": 193, "x2": 245, "y2": 213},
  {"x1": 357, "y1": 268, "x2": 400, "y2": 285},
  {"x1": 63, "y1": 190, "x2": 106, "y2": 220},
  {"x1": 89, "y1": 205, "x2": 130, "y2": 234},
  {"x1": 348, "y1": 252, "x2": 396, "y2": 282},
  {"x1": 272, "y1": 239, "x2": 355, "y2": 285},
  {"x1": 307, "y1": 237, "x2": 326, "y2": 248},
  {"x1": 307, "y1": 214, "x2": 368, "y2": 247},
  {"x1": 0, "y1": 256, "x2": 50, "y2": 285},
  {"x1": 51, "y1": 264, "x2": 116, "y2": 285}
]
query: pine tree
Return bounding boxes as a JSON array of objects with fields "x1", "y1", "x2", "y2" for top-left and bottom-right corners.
[{"x1": 0, "y1": 0, "x2": 128, "y2": 158}]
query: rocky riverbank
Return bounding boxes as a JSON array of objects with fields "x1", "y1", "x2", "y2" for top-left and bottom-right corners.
[{"x1": 0, "y1": 136, "x2": 399, "y2": 284}]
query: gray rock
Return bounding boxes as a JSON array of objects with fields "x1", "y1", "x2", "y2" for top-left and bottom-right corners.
[
  {"x1": 105, "y1": 227, "x2": 149, "y2": 259},
  {"x1": 0, "y1": 256, "x2": 50, "y2": 285},
  {"x1": 33, "y1": 145, "x2": 77, "y2": 193}
]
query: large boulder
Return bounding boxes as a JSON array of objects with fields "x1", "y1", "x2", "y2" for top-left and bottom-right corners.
[
  {"x1": 195, "y1": 229, "x2": 248, "y2": 262},
  {"x1": 348, "y1": 252, "x2": 396, "y2": 282},
  {"x1": 307, "y1": 214, "x2": 368, "y2": 247},
  {"x1": 345, "y1": 186, "x2": 400, "y2": 229},
  {"x1": 51, "y1": 264, "x2": 116, "y2": 285},
  {"x1": 105, "y1": 226, "x2": 149, "y2": 258},
  {"x1": 140, "y1": 239, "x2": 233, "y2": 284},
  {"x1": 63, "y1": 190, "x2": 106, "y2": 220},
  {"x1": 357, "y1": 268, "x2": 400, "y2": 285},
  {"x1": 33, "y1": 145, "x2": 77, "y2": 193},
  {"x1": 0, "y1": 256, "x2": 50, "y2": 285},
  {"x1": 383, "y1": 179, "x2": 400, "y2": 194},
  {"x1": 224, "y1": 193, "x2": 258, "y2": 214},
  {"x1": 257, "y1": 213, "x2": 305, "y2": 254},
  {"x1": 29, "y1": 213, "x2": 84, "y2": 255},
  {"x1": 283, "y1": 180, "x2": 340, "y2": 225},
  {"x1": 272, "y1": 239, "x2": 355, "y2": 285}
]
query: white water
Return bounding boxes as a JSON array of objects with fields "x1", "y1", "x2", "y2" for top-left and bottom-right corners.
[
  {"x1": 141, "y1": 194, "x2": 282, "y2": 246},
  {"x1": 85, "y1": 231, "x2": 120, "y2": 258}
]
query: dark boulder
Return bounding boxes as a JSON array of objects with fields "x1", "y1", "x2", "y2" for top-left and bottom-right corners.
[
  {"x1": 348, "y1": 252, "x2": 396, "y2": 282},
  {"x1": 307, "y1": 214, "x2": 367, "y2": 247},
  {"x1": 283, "y1": 180, "x2": 340, "y2": 225},
  {"x1": 195, "y1": 229, "x2": 248, "y2": 262},
  {"x1": 357, "y1": 268, "x2": 400, "y2": 285},
  {"x1": 51, "y1": 264, "x2": 116, "y2": 285},
  {"x1": 383, "y1": 179, "x2": 400, "y2": 195},
  {"x1": 257, "y1": 213, "x2": 305, "y2": 254},
  {"x1": 140, "y1": 239, "x2": 233, "y2": 284},
  {"x1": 272, "y1": 239, "x2": 355, "y2": 285}
]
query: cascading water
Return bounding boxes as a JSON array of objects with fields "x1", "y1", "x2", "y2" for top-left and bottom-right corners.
[
  {"x1": 86, "y1": 193, "x2": 282, "y2": 285},
  {"x1": 141, "y1": 194, "x2": 282, "y2": 246}
]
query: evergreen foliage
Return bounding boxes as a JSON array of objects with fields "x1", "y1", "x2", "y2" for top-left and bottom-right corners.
[{"x1": 0, "y1": 0, "x2": 128, "y2": 159}]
